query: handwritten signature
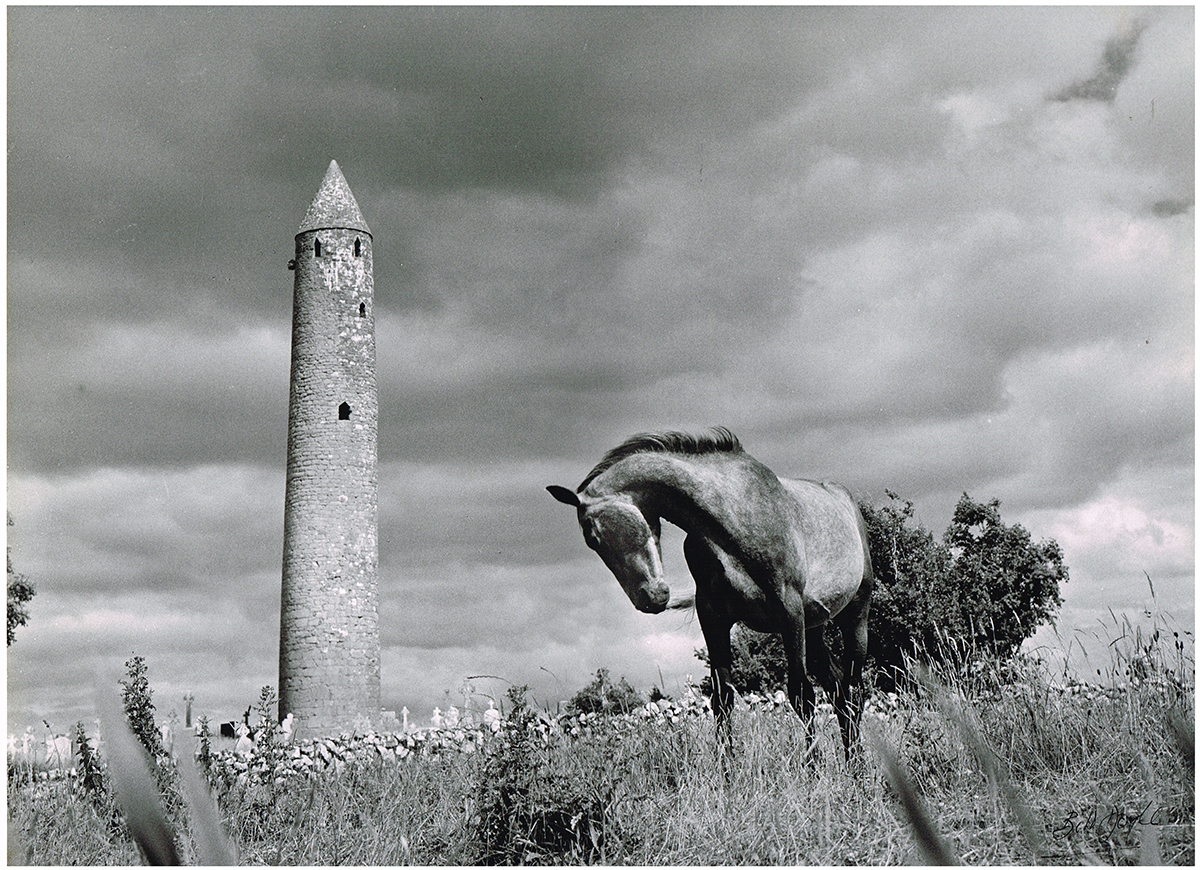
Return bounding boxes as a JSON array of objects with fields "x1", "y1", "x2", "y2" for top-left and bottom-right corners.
[{"x1": 1051, "y1": 801, "x2": 1182, "y2": 841}]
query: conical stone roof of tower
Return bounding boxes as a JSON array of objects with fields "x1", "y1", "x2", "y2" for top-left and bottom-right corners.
[{"x1": 298, "y1": 159, "x2": 371, "y2": 235}]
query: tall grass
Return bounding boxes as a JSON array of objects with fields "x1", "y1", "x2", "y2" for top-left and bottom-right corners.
[{"x1": 8, "y1": 608, "x2": 1194, "y2": 865}]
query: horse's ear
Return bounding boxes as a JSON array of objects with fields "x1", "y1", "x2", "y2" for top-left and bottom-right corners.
[{"x1": 547, "y1": 485, "x2": 581, "y2": 508}]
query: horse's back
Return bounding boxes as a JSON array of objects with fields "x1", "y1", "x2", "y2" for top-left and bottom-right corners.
[{"x1": 781, "y1": 478, "x2": 867, "y2": 621}]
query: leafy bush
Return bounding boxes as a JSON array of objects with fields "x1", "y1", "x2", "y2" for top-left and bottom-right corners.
[
  {"x1": 472, "y1": 684, "x2": 612, "y2": 863},
  {"x1": 250, "y1": 685, "x2": 285, "y2": 772},
  {"x1": 567, "y1": 668, "x2": 645, "y2": 715},
  {"x1": 115, "y1": 653, "x2": 191, "y2": 861},
  {"x1": 694, "y1": 627, "x2": 788, "y2": 697},
  {"x1": 194, "y1": 716, "x2": 213, "y2": 778},
  {"x1": 73, "y1": 720, "x2": 107, "y2": 808}
]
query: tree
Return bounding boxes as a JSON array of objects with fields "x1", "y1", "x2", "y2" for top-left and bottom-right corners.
[
  {"x1": 865, "y1": 492, "x2": 1066, "y2": 681},
  {"x1": 859, "y1": 491, "x2": 955, "y2": 685},
  {"x1": 940, "y1": 494, "x2": 1067, "y2": 657},
  {"x1": 7, "y1": 514, "x2": 35, "y2": 646}
]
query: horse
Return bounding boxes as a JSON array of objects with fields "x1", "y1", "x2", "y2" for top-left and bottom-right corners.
[{"x1": 548, "y1": 428, "x2": 873, "y2": 759}]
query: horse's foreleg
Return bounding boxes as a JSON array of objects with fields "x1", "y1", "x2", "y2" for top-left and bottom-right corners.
[
  {"x1": 699, "y1": 613, "x2": 735, "y2": 754},
  {"x1": 685, "y1": 537, "x2": 737, "y2": 761}
]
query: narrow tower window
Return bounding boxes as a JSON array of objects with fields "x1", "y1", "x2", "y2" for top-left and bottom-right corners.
[
  {"x1": 354, "y1": 238, "x2": 361, "y2": 257},
  {"x1": 338, "y1": 402, "x2": 352, "y2": 420},
  {"x1": 314, "y1": 238, "x2": 322, "y2": 257},
  {"x1": 359, "y1": 302, "x2": 366, "y2": 317}
]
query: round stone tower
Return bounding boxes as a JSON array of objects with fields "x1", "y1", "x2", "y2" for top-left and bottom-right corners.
[{"x1": 278, "y1": 160, "x2": 380, "y2": 737}]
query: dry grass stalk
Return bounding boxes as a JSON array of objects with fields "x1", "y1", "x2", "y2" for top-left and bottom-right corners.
[
  {"x1": 177, "y1": 751, "x2": 237, "y2": 865},
  {"x1": 103, "y1": 716, "x2": 180, "y2": 865},
  {"x1": 864, "y1": 717, "x2": 957, "y2": 865},
  {"x1": 914, "y1": 664, "x2": 1046, "y2": 859}
]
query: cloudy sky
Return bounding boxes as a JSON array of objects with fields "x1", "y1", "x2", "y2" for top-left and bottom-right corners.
[{"x1": 7, "y1": 6, "x2": 1194, "y2": 735}]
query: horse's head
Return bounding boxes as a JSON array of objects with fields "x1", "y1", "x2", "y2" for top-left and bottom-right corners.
[{"x1": 547, "y1": 485, "x2": 670, "y2": 614}]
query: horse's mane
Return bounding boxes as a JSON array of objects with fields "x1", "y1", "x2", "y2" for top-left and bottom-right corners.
[{"x1": 577, "y1": 427, "x2": 743, "y2": 491}]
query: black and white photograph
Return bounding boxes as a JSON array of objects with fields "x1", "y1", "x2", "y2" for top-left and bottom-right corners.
[{"x1": 6, "y1": 6, "x2": 1194, "y2": 864}]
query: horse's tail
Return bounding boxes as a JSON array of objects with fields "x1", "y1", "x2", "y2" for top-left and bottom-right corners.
[{"x1": 666, "y1": 592, "x2": 696, "y2": 611}]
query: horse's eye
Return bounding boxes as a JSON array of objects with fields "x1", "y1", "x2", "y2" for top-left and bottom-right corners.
[{"x1": 581, "y1": 523, "x2": 601, "y2": 550}]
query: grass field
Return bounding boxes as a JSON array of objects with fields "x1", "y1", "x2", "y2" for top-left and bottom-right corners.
[{"x1": 8, "y1": 612, "x2": 1194, "y2": 865}]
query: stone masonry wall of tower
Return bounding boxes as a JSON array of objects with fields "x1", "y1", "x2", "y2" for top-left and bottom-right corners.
[{"x1": 279, "y1": 162, "x2": 380, "y2": 737}]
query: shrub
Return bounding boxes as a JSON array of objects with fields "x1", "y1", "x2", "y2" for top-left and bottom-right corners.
[
  {"x1": 472, "y1": 684, "x2": 617, "y2": 863},
  {"x1": 251, "y1": 685, "x2": 285, "y2": 772},
  {"x1": 567, "y1": 668, "x2": 645, "y2": 715},
  {"x1": 195, "y1": 716, "x2": 213, "y2": 778}
]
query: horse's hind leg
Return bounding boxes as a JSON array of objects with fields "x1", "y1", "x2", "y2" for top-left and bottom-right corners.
[
  {"x1": 781, "y1": 617, "x2": 817, "y2": 758},
  {"x1": 839, "y1": 503, "x2": 875, "y2": 758},
  {"x1": 835, "y1": 598, "x2": 870, "y2": 758},
  {"x1": 806, "y1": 625, "x2": 852, "y2": 758}
]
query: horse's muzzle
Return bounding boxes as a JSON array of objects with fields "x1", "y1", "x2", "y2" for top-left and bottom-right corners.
[{"x1": 636, "y1": 587, "x2": 671, "y2": 614}]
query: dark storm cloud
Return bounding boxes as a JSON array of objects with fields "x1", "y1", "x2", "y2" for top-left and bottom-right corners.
[
  {"x1": 8, "y1": 320, "x2": 289, "y2": 471},
  {"x1": 243, "y1": 6, "x2": 825, "y2": 197},
  {"x1": 7, "y1": 5, "x2": 821, "y2": 474},
  {"x1": 7, "y1": 465, "x2": 285, "y2": 596},
  {"x1": 379, "y1": 463, "x2": 569, "y2": 569},
  {"x1": 1152, "y1": 197, "x2": 1194, "y2": 218},
  {"x1": 1052, "y1": 17, "x2": 1148, "y2": 103},
  {"x1": 7, "y1": 9, "x2": 278, "y2": 278}
]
